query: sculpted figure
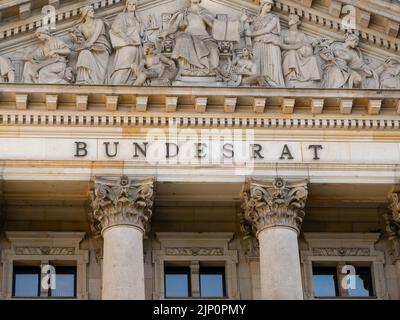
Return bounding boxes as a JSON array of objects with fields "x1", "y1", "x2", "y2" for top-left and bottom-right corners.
[
  {"x1": 110, "y1": 0, "x2": 144, "y2": 85},
  {"x1": 160, "y1": 0, "x2": 219, "y2": 77},
  {"x1": 71, "y1": 5, "x2": 112, "y2": 84},
  {"x1": 222, "y1": 48, "x2": 277, "y2": 87},
  {"x1": 281, "y1": 14, "x2": 321, "y2": 87},
  {"x1": 0, "y1": 56, "x2": 15, "y2": 83},
  {"x1": 317, "y1": 33, "x2": 378, "y2": 89},
  {"x1": 133, "y1": 42, "x2": 177, "y2": 85},
  {"x1": 376, "y1": 56, "x2": 400, "y2": 89},
  {"x1": 22, "y1": 27, "x2": 71, "y2": 84},
  {"x1": 245, "y1": 0, "x2": 285, "y2": 87}
]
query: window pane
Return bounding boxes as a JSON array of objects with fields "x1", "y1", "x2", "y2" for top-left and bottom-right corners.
[
  {"x1": 165, "y1": 267, "x2": 190, "y2": 298},
  {"x1": 199, "y1": 268, "x2": 225, "y2": 298},
  {"x1": 50, "y1": 271, "x2": 76, "y2": 297},
  {"x1": 312, "y1": 267, "x2": 338, "y2": 297},
  {"x1": 13, "y1": 267, "x2": 40, "y2": 297},
  {"x1": 348, "y1": 267, "x2": 374, "y2": 297}
]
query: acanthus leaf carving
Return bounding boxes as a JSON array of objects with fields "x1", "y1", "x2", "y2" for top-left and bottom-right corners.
[
  {"x1": 384, "y1": 192, "x2": 400, "y2": 262},
  {"x1": 89, "y1": 176, "x2": 155, "y2": 237},
  {"x1": 240, "y1": 177, "x2": 308, "y2": 236}
]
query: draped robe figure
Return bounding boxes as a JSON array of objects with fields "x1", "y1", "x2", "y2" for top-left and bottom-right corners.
[
  {"x1": 110, "y1": 0, "x2": 144, "y2": 84},
  {"x1": 281, "y1": 14, "x2": 321, "y2": 87},
  {"x1": 163, "y1": 1, "x2": 219, "y2": 77},
  {"x1": 23, "y1": 27, "x2": 71, "y2": 84},
  {"x1": 318, "y1": 34, "x2": 378, "y2": 89},
  {"x1": 0, "y1": 55, "x2": 14, "y2": 83},
  {"x1": 248, "y1": 0, "x2": 285, "y2": 87},
  {"x1": 71, "y1": 6, "x2": 112, "y2": 85}
]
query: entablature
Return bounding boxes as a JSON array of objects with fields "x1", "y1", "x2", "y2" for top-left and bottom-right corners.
[{"x1": 1, "y1": 84, "x2": 400, "y2": 131}]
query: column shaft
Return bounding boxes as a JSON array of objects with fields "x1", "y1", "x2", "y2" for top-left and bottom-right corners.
[
  {"x1": 258, "y1": 227, "x2": 303, "y2": 299},
  {"x1": 102, "y1": 226, "x2": 145, "y2": 300}
]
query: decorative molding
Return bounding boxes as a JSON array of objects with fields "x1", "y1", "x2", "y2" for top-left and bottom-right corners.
[
  {"x1": 2, "y1": 111, "x2": 400, "y2": 131},
  {"x1": 89, "y1": 176, "x2": 155, "y2": 236},
  {"x1": 164, "y1": 247, "x2": 224, "y2": 256},
  {"x1": 384, "y1": 191, "x2": 400, "y2": 262},
  {"x1": 15, "y1": 246, "x2": 75, "y2": 255},
  {"x1": 240, "y1": 177, "x2": 308, "y2": 235},
  {"x1": 312, "y1": 247, "x2": 370, "y2": 256}
]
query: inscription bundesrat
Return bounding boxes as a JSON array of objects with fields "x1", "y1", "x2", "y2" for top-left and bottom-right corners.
[{"x1": 74, "y1": 141, "x2": 324, "y2": 161}]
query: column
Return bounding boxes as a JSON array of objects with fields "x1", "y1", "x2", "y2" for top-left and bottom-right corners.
[
  {"x1": 385, "y1": 192, "x2": 400, "y2": 297},
  {"x1": 89, "y1": 176, "x2": 155, "y2": 300},
  {"x1": 241, "y1": 177, "x2": 308, "y2": 300}
]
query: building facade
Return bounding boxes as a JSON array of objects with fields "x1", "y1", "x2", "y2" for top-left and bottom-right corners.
[{"x1": 0, "y1": 0, "x2": 400, "y2": 300}]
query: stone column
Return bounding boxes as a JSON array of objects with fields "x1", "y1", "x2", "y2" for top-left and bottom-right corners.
[
  {"x1": 241, "y1": 177, "x2": 308, "y2": 300},
  {"x1": 385, "y1": 192, "x2": 400, "y2": 298},
  {"x1": 89, "y1": 176, "x2": 155, "y2": 300}
]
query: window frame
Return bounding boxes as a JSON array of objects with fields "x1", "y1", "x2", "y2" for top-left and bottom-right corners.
[
  {"x1": 153, "y1": 232, "x2": 239, "y2": 300},
  {"x1": 301, "y1": 233, "x2": 388, "y2": 300},
  {"x1": 1, "y1": 232, "x2": 88, "y2": 300}
]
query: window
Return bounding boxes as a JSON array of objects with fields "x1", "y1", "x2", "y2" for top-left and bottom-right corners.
[
  {"x1": 13, "y1": 266, "x2": 41, "y2": 297},
  {"x1": 164, "y1": 264, "x2": 227, "y2": 299},
  {"x1": 312, "y1": 266, "x2": 338, "y2": 298},
  {"x1": 49, "y1": 266, "x2": 77, "y2": 298},
  {"x1": 347, "y1": 267, "x2": 374, "y2": 297},
  {"x1": 312, "y1": 264, "x2": 374, "y2": 299},
  {"x1": 199, "y1": 267, "x2": 225, "y2": 298},
  {"x1": 12, "y1": 264, "x2": 77, "y2": 298},
  {"x1": 164, "y1": 267, "x2": 191, "y2": 298}
]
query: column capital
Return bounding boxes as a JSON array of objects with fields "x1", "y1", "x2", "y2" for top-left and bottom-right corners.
[
  {"x1": 89, "y1": 176, "x2": 155, "y2": 236},
  {"x1": 240, "y1": 177, "x2": 308, "y2": 236},
  {"x1": 385, "y1": 191, "x2": 400, "y2": 262}
]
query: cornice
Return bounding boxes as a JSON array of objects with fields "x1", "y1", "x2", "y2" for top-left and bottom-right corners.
[{"x1": 0, "y1": 84, "x2": 400, "y2": 131}]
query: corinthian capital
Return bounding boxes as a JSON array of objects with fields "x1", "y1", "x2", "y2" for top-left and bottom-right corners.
[
  {"x1": 89, "y1": 176, "x2": 155, "y2": 236},
  {"x1": 240, "y1": 178, "x2": 308, "y2": 236},
  {"x1": 385, "y1": 191, "x2": 400, "y2": 262}
]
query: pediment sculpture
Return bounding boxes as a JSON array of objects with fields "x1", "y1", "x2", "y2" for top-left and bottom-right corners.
[{"x1": 0, "y1": 0, "x2": 399, "y2": 89}]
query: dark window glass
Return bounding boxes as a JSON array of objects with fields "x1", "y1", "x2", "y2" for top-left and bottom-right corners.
[
  {"x1": 347, "y1": 267, "x2": 374, "y2": 297},
  {"x1": 199, "y1": 267, "x2": 225, "y2": 298},
  {"x1": 164, "y1": 267, "x2": 190, "y2": 298},
  {"x1": 13, "y1": 266, "x2": 41, "y2": 297},
  {"x1": 312, "y1": 266, "x2": 339, "y2": 298},
  {"x1": 49, "y1": 266, "x2": 76, "y2": 297}
]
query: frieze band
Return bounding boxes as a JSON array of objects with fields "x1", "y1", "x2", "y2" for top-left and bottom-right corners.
[{"x1": 0, "y1": 0, "x2": 399, "y2": 89}]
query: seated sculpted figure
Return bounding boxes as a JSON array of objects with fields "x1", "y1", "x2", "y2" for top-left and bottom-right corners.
[
  {"x1": 280, "y1": 14, "x2": 321, "y2": 87},
  {"x1": 70, "y1": 5, "x2": 112, "y2": 84},
  {"x1": 376, "y1": 56, "x2": 400, "y2": 89},
  {"x1": 317, "y1": 33, "x2": 378, "y2": 89},
  {"x1": 222, "y1": 48, "x2": 277, "y2": 87},
  {"x1": 160, "y1": 0, "x2": 219, "y2": 77},
  {"x1": 133, "y1": 42, "x2": 177, "y2": 86},
  {"x1": 0, "y1": 55, "x2": 15, "y2": 83},
  {"x1": 22, "y1": 27, "x2": 72, "y2": 84}
]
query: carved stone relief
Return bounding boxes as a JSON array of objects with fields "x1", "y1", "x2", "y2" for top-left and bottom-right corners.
[{"x1": 1, "y1": 0, "x2": 399, "y2": 89}]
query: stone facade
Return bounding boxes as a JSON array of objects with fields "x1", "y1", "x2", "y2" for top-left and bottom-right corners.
[{"x1": 0, "y1": 0, "x2": 399, "y2": 300}]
